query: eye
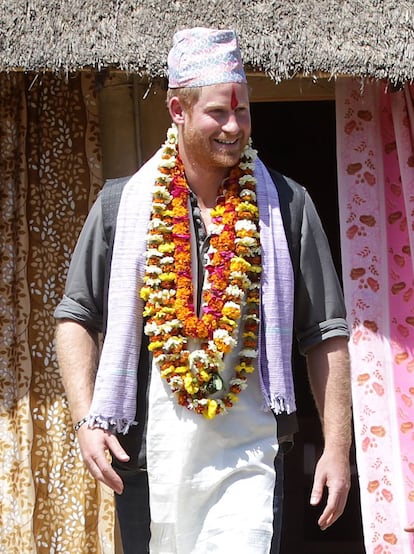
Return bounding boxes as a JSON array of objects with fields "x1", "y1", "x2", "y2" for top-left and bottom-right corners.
[
  {"x1": 209, "y1": 108, "x2": 225, "y2": 115},
  {"x1": 236, "y1": 106, "x2": 248, "y2": 113}
]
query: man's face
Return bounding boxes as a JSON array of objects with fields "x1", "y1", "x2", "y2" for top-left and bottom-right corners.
[{"x1": 179, "y1": 82, "x2": 251, "y2": 173}]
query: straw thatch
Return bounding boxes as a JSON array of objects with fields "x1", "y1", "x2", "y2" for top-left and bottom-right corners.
[{"x1": 1, "y1": 0, "x2": 414, "y2": 83}]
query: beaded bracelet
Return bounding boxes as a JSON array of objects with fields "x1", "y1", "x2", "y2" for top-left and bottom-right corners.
[{"x1": 74, "y1": 417, "x2": 88, "y2": 432}]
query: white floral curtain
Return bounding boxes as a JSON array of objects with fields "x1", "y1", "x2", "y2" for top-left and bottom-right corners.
[
  {"x1": 336, "y1": 78, "x2": 414, "y2": 553},
  {"x1": 0, "y1": 72, "x2": 114, "y2": 553}
]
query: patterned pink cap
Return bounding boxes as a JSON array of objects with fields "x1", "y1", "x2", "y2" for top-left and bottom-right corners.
[{"x1": 168, "y1": 27, "x2": 247, "y2": 88}]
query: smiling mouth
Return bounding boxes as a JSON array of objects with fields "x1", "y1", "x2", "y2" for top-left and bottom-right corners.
[{"x1": 215, "y1": 138, "x2": 238, "y2": 145}]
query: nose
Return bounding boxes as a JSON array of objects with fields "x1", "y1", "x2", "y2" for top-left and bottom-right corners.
[{"x1": 222, "y1": 113, "x2": 240, "y2": 134}]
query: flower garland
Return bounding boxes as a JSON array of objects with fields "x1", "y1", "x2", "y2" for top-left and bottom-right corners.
[{"x1": 140, "y1": 124, "x2": 262, "y2": 419}]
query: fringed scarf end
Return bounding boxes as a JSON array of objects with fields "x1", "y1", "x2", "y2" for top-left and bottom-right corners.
[
  {"x1": 261, "y1": 394, "x2": 296, "y2": 415},
  {"x1": 88, "y1": 415, "x2": 138, "y2": 435}
]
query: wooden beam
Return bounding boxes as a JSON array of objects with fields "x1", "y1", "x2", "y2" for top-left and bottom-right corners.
[{"x1": 247, "y1": 74, "x2": 336, "y2": 102}]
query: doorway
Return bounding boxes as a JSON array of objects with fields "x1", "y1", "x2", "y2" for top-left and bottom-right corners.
[{"x1": 250, "y1": 100, "x2": 365, "y2": 554}]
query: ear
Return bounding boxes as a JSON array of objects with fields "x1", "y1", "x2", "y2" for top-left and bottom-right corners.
[{"x1": 168, "y1": 96, "x2": 185, "y2": 125}]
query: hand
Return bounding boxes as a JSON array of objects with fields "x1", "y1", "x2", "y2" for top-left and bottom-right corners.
[
  {"x1": 76, "y1": 425, "x2": 130, "y2": 494},
  {"x1": 310, "y1": 448, "x2": 351, "y2": 530}
]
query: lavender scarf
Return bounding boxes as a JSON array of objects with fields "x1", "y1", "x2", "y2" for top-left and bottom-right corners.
[{"x1": 88, "y1": 151, "x2": 295, "y2": 433}]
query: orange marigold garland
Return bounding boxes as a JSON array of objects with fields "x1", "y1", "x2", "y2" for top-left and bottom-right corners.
[{"x1": 140, "y1": 124, "x2": 261, "y2": 419}]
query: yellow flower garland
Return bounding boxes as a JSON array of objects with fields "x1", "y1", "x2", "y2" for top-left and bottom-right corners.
[{"x1": 140, "y1": 125, "x2": 262, "y2": 419}]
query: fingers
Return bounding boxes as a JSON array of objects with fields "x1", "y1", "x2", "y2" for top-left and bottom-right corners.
[
  {"x1": 77, "y1": 427, "x2": 130, "y2": 494},
  {"x1": 106, "y1": 432, "x2": 130, "y2": 463},
  {"x1": 86, "y1": 451, "x2": 125, "y2": 494},
  {"x1": 310, "y1": 484, "x2": 323, "y2": 507},
  {"x1": 310, "y1": 454, "x2": 350, "y2": 531},
  {"x1": 316, "y1": 486, "x2": 349, "y2": 530}
]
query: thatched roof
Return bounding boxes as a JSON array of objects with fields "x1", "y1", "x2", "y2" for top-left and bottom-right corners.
[{"x1": 1, "y1": 0, "x2": 414, "y2": 83}]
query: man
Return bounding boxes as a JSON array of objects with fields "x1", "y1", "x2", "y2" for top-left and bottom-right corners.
[{"x1": 55, "y1": 27, "x2": 352, "y2": 553}]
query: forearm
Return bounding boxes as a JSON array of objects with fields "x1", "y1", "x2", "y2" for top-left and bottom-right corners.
[
  {"x1": 55, "y1": 320, "x2": 128, "y2": 492},
  {"x1": 55, "y1": 319, "x2": 100, "y2": 424},
  {"x1": 306, "y1": 336, "x2": 352, "y2": 453}
]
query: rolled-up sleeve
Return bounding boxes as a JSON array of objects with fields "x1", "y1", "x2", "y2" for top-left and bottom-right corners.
[
  {"x1": 294, "y1": 190, "x2": 349, "y2": 354},
  {"x1": 54, "y1": 195, "x2": 107, "y2": 333}
]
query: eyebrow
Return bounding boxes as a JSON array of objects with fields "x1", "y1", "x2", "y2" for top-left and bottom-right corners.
[{"x1": 204, "y1": 99, "x2": 249, "y2": 110}]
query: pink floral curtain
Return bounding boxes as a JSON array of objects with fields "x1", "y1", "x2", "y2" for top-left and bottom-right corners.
[{"x1": 336, "y1": 78, "x2": 414, "y2": 553}]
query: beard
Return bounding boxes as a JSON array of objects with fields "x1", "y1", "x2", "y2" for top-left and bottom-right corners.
[{"x1": 181, "y1": 123, "x2": 248, "y2": 172}]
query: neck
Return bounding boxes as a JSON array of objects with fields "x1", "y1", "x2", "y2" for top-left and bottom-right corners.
[
  {"x1": 188, "y1": 172, "x2": 225, "y2": 209},
  {"x1": 183, "y1": 163, "x2": 229, "y2": 209},
  {"x1": 179, "y1": 148, "x2": 232, "y2": 209}
]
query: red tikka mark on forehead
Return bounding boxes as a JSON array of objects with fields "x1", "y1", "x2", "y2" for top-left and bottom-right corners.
[{"x1": 231, "y1": 86, "x2": 239, "y2": 110}]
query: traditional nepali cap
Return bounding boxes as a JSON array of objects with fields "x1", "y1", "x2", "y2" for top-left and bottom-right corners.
[{"x1": 168, "y1": 27, "x2": 247, "y2": 88}]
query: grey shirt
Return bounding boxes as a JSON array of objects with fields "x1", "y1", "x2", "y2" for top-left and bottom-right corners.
[{"x1": 55, "y1": 171, "x2": 349, "y2": 465}]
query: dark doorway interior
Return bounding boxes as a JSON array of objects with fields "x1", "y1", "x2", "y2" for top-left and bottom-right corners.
[{"x1": 250, "y1": 101, "x2": 365, "y2": 554}]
